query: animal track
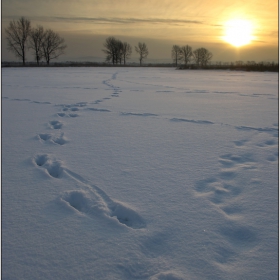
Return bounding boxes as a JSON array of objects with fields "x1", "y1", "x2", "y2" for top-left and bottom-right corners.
[
  {"x1": 194, "y1": 147, "x2": 259, "y2": 266},
  {"x1": 68, "y1": 113, "x2": 78, "y2": 118},
  {"x1": 87, "y1": 108, "x2": 111, "y2": 112},
  {"x1": 61, "y1": 188, "x2": 145, "y2": 229},
  {"x1": 92, "y1": 100, "x2": 103, "y2": 104},
  {"x1": 219, "y1": 223, "x2": 257, "y2": 249},
  {"x1": 33, "y1": 154, "x2": 64, "y2": 178},
  {"x1": 31, "y1": 101, "x2": 51, "y2": 104},
  {"x1": 38, "y1": 133, "x2": 52, "y2": 141},
  {"x1": 218, "y1": 153, "x2": 256, "y2": 170},
  {"x1": 170, "y1": 118, "x2": 214, "y2": 125},
  {"x1": 33, "y1": 153, "x2": 145, "y2": 229},
  {"x1": 49, "y1": 120, "x2": 63, "y2": 129},
  {"x1": 62, "y1": 169, "x2": 146, "y2": 229},
  {"x1": 70, "y1": 107, "x2": 79, "y2": 111},
  {"x1": 57, "y1": 112, "x2": 79, "y2": 118},
  {"x1": 34, "y1": 154, "x2": 49, "y2": 166},
  {"x1": 235, "y1": 125, "x2": 278, "y2": 137},
  {"x1": 194, "y1": 178, "x2": 241, "y2": 206},
  {"x1": 57, "y1": 113, "x2": 66, "y2": 117},
  {"x1": 38, "y1": 133, "x2": 68, "y2": 145},
  {"x1": 121, "y1": 112, "x2": 158, "y2": 117},
  {"x1": 233, "y1": 139, "x2": 248, "y2": 147},
  {"x1": 31, "y1": 72, "x2": 146, "y2": 230}
]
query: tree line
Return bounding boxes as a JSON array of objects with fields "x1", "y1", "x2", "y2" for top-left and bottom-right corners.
[
  {"x1": 5, "y1": 17, "x2": 67, "y2": 65},
  {"x1": 5, "y1": 18, "x2": 277, "y2": 70},
  {"x1": 102, "y1": 39, "x2": 213, "y2": 67},
  {"x1": 172, "y1": 45, "x2": 213, "y2": 67},
  {"x1": 6, "y1": 17, "x2": 215, "y2": 67},
  {"x1": 102, "y1": 37, "x2": 149, "y2": 66}
]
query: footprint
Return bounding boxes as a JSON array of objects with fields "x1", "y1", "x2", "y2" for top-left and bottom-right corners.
[
  {"x1": 170, "y1": 118, "x2": 214, "y2": 125},
  {"x1": 52, "y1": 133, "x2": 68, "y2": 145},
  {"x1": 75, "y1": 102, "x2": 87, "y2": 107},
  {"x1": 49, "y1": 120, "x2": 63, "y2": 129},
  {"x1": 194, "y1": 177, "x2": 241, "y2": 207},
  {"x1": 34, "y1": 154, "x2": 49, "y2": 166},
  {"x1": 121, "y1": 112, "x2": 158, "y2": 117},
  {"x1": 61, "y1": 190, "x2": 109, "y2": 215},
  {"x1": 62, "y1": 169, "x2": 146, "y2": 229},
  {"x1": 31, "y1": 101, "x2": 51, "y2": 104},
  {"x1": 37, "y1": 133, "x2": 68, "y2": 145},
  {"x1": 33, "y1": 154, "x2": 64, "y2": 178},
  {"x1": 70, "y1": 107, "x2": 79, "y2": 111},
  {"x1": 38, "y1": 133, "x2": 52, "y2": 141},
  {"x1": 233, "y1": 139, "x2": 248, "y2": 147},
  {"x1": 92, "y1": 100, "x2": 103, "y2": 104},
  {"x1": 87, "y1": 108, "x2": 111, "y2": 112},
  {"x1": 68, "y1": 113, "x2": 79, "y2": 118},
  {"x1": 46, "y1": 160, "x2": 64, "y2": 178},
  {"x1": 219, "y1": 223, "x2": 257, "y2": 249},
  {"x1": 218, "y1": 153, "x2": 255, "y2": 170},
  {"x1": 57, "y1": 113, "x2": 66, "y2": 117},
  {"x1": 57, "y1": 112, "x2": 78, "y2": 118},
  {"x1": 12, "y1": 98, "x2": 31, "y2": 102}
]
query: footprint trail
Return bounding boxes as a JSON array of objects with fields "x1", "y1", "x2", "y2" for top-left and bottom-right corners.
[{"x1": 33, "y1": 154, "x2": 145, "y2": 229}]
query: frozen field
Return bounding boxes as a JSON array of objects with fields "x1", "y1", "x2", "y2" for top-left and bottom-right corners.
[{"x1": 2, "y1": 67, "x2": 278, "y2": 279}]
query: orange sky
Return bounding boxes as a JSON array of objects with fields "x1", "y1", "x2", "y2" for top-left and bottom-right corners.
[{"x1": 2, "y1": 0, "x2": 278, "y2": 62}]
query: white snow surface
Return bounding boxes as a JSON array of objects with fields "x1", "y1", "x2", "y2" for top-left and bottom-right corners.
[{"x1": 2, "y1": 67, "x2": 278, "y2": 279}]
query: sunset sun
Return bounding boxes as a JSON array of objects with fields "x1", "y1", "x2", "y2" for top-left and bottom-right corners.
[{"x1": 223, "y1": 19, "x2": 253, "y2": 47}]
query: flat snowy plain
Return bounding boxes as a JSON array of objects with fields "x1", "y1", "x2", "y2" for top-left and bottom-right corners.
[{"x1": 2, "y1": 67, "x2": 278, "y2": 279}]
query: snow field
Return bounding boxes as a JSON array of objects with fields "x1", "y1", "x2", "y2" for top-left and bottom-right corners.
[{"x1": 2, "y1": 67, "x2": 278, "y2": 279}]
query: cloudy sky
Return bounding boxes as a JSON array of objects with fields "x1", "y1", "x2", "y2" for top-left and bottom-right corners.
[{"x1": 2, "y1": 0, "x2": 278, "y2": 63}]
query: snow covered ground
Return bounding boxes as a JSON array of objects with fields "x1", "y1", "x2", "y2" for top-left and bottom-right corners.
[{"x1": 2, "y1": 67, "x2": 278, "y2": 279}]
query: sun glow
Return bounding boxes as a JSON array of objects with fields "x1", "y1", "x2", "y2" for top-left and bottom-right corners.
[{"x1": 223, "y1": 19, "x2": 253, "y2": 47}]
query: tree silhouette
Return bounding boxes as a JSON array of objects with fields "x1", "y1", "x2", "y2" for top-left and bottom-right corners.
[
  {"x1": 171, "y1": 45, "x2": 182, "y2": 67},
  {"x1": 42, "y1": 29, "x2": 67, "y2": 65},
  {"x1": 193, "y1": 48, "x2": 212, "y2": 66},
  {"x1": 103, "y1": 37, "x2": 122, "y2": 64},
  {"x1": 135, "y1": 42, "x2": 149, "y2": 66},
  {"x1": 181, "y1": 45, "x2": 193, "y2": 66},
  {"x1": 122, "y1": 42, "x2": 132, "y2": 65},
  {"x1": 5, "y1": 17, "x2": 31, "y2": 65},
  {"x1": 103, "y1": 38, "x2": 132, "y2": 65},
  {"x1": 29, "y1": 25, "x2": 45, "y2": 65}
]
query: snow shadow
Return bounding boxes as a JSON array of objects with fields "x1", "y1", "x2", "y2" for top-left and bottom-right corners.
[{"x1": 60, "y1": 188, "x2": 146, "y2": 230}]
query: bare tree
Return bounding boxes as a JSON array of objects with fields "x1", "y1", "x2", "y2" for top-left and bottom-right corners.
[
  {"x1": 29, "y1": 25, "x2": 45, "y2": 65},
  {"x1": 171, "y1": 45, "x2": 182, "y2": 67},
  {"x1": 181, "y1": 45, "x2": 193, "y2": 66},
  {"x1": 5, "y1": 17, "x2": 31, "y2": 65},
  {"x1": 103, "y1": 37, "x2": 115, "y2": 64},
  {"x1": 103, "y1": 38, "x2": 132, "y2": 65},
  {"x1": 135, "y1": 42, "x2": 149, "y2": 66},
  {"x1": 103, "y1": 37, "x2": 121, "y2": 64},
  {"x1": 122, "y1": 42, "x2": 132, "y2": 65},
  {"x1": 42, "y1": 29, "x2": 67, "y2": 65},
  {"x1": 116, "y1": 40, "x2": 124, "y2": 64},
  {"x1": 193, "y1": 48, "x2": 212, "y2": 66}
]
